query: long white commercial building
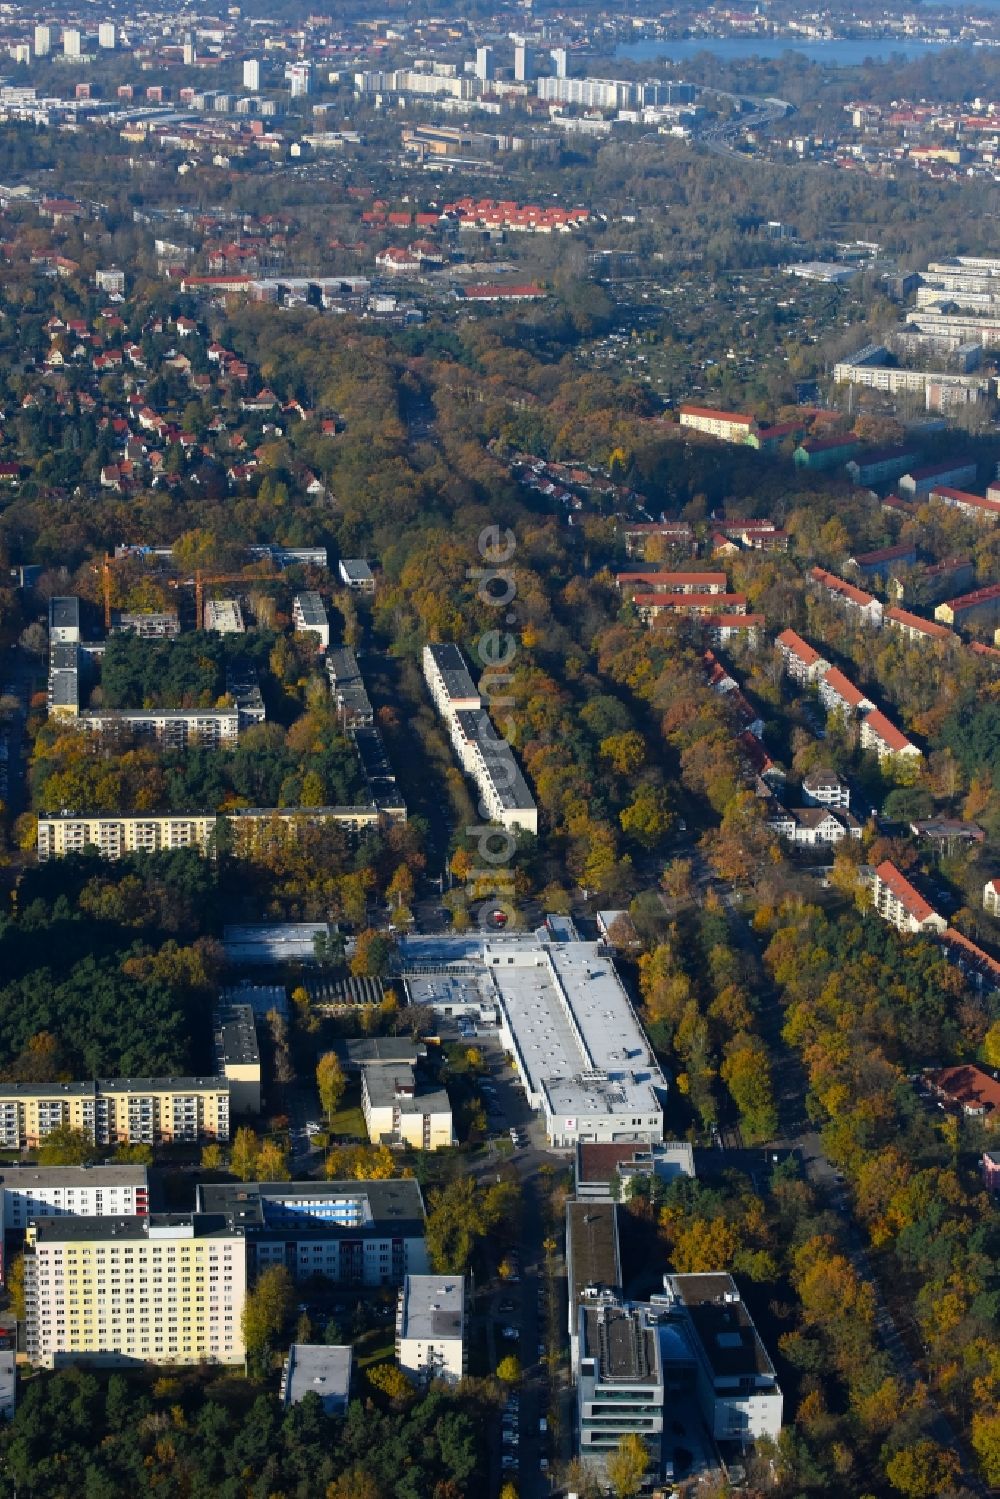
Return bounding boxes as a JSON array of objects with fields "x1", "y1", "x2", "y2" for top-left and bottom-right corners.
[
  {"x1": 422, "y1": 642, "x2": 537, "y2": 833},
  {"x1": 398, "y1": 924, "x2": 667, "y2": 1146}
]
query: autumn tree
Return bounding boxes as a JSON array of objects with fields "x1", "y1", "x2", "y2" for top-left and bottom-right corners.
[
  {"x1": 317, "y1": 1051, "x2": 347, "y2": 1121},
  {"x1": 605, "y1": 1432, "x2": 649, "y2": 1498},
  {"x1": 37, "y1": 1125, "x2": 99, "y2": 1166},
  {"x1": 241, "y1": 1264, "x2": 294, "y2": 1377}
]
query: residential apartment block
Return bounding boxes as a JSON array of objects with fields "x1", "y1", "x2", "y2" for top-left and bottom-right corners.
[
  {"x1": 809, "y1": 567, "x2": 884, "y2": 626},
  {"x1": 0, "y1": 1164, "x2": 149, "y2": 1233},
  {"x1": 79, "y1": 708, "x2": 240, "y2": 748},
  {"x1": 884, "y1": 607, "x2": 956, "y2": 647},
  {"x1": 985, "y1": 879, "x2": 1000, "y2": 917},
  {"x1": 37, "y1": 811, "x2": 218, "y2": 861},
  {"x1": 935, "y1": 583, "x2": 1000, "y2": 633},
  {"x1": 361, "y1": 1064, "x2": 453, "y2": 1151},
  {"x1": 929, "y1": 486, "x2": 1000, "y2": 523},
  {"x1": 859, "y1": 709, "x2": 922, "y2": 764},
  {"x1": 23, "y1": 1213, "x2": 247, "y2": 1367},
  {"x1": 899, "y1": 460, "x2": 978, "y2": 498},
  {"x1": 395, "y1": 1273, "x2": 466, "y2": 1385},
  {"x1": 801, "y1": 770, "x2": 850, "y2": 809},
  {"x1": 213, "y1": 1003, "x2": 262, "y2": 1114},
  {"x1": 422, "y1": 643, "x2": 537, "y2": 833},
  {"x1": 776, "y1": 629, "x2": 830, "y2": 685},
  {"x1": 870, "y1": 860, "x2": 946, "y2": 935},
  {"x1": 292, "y1": 591, "x2": 330, "y2": 651},
  {"x1": 0, "y1": 1078, "x2": 231, "y2": 1150},
  {"x1": 196, "y1": 1179, "x2": 429, "y2": 1286},
  {"x1": 678, "y1": 404, "x2": 755, "y2": 444}
]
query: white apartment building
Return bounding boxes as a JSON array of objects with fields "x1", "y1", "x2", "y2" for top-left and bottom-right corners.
[
  {"x1": 98, "y1": 23, "x2": 116, "y2": 48},
  {"x1": 536, "y1": 75, "x2": 636, "y2": 110},
  {"x1": 775, "y1": 629, "x2": 830, "y2": 686},
  {"x1": 801, "y1": 770, "x2": 850, "y2": 809},
  {"x1": 859, "y1": 709, "x2": 922, "y2": 765},
  {"x1": 37, "y1": 812, "x2": 217, "y2": 862},
  {"x1": 49, "y1": 596, "x2": 80, "y2": 644},
  {"x1": 422, "y1": 643, "x2": 537, "y2": 833},
  {"x1": 395, "y1": 1274, "x2": 465, "y2": 1384},
  {"x1": 0, "y1": 1165, "x2": 149, "y2": 1234},
  {"x1": 292, "y1": 591, "x2": 330, "y2": 651},
  {"x1": 24, "y1": 1214, "x2": 247, "y2": 1367},
  {"x1": 985, "y1": 879, "x2": 1000, "y2": 917},
  {"x1": 678, "y1": 404, "x2": 755, "y2": 444},
  {"x1": 62, "y1": 28, "x2": 81, "y2": 56},
  {"x1": 243, "y1": 58, "x2": 260, "y2": 91},
  {"x1": 34, "y1": 25, "x2": 52, "y2": 54},
  {"x1": 870, "y1": 860, "x2": 946, "y2": 935}
]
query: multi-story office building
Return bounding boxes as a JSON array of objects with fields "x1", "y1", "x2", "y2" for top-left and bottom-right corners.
[
  {"x1": 23, "y1": 1213, "x2": 247, "y2": 1367},
  {"x1": 576, "y1": 1295, "x2": 663, "y2": 1460},
  {"x1": 37, "y1": 811, "x2": 218, "y2": 861},
  {"x1": 651, "y1": 1274, "x2": 783, "y2": 1443},
  {"x1": 0, "y1": 1165, "x2": 149, "y2": 1233},
  {"x1": 196, "y1": 1179, "x2": 428, "y2": 1285},
  {"x1": 292, "y1": 592, "x2": 330, "y2": 651},
  {"x1": 361, "y1": 1065, "x2": 453, "y2": 1151},
  {"x1": 395, "y1": 1273, "x2": 465, "y2": 1384},
  {"x1": 0, "y1": 1079, "x2": 231, "y2": 1150}
]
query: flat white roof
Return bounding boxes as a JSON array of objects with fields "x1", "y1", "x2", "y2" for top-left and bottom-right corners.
[
  {"x1": 400, "y1": 1274, "x2": 464, "y2": 1342},
  {"x1": 488, "y1": 938, "x2": 666, "y2": 1121}
]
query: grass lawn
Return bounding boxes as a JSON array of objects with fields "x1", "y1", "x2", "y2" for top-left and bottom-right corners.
[
  {"x1": 326, "y1": 1084, "x2": 368, "y2": 1140},
  {"x1": 353, "y1": 1328, "x2": 396, "y2": 1369}
]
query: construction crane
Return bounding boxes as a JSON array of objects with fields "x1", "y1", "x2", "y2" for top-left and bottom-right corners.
[{"x1": 170, "y1": 566, "x2": 279, "y2": 627}]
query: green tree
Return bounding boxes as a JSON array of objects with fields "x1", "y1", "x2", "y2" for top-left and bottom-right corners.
[
  {"x1": 366, "y1": 1362, "x2": 416, "y2": 1404},
  {"x1": 114, "y1": 1142, "x2": 154, "y2": 1166}
]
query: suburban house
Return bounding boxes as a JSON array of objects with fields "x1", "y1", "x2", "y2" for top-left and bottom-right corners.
[{"x1": 928, "y1": 1065, "x2": 1000, "y2": 1125}]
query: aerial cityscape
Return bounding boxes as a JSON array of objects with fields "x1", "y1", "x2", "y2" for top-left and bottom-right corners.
[{"x1": 0, "y1": 0, "x2": 999, "y2": 1495}]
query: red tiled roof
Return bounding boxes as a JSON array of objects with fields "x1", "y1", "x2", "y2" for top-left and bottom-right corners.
[
  {"x1": 930, "y1": 1064, "x2": 1000, "y2": 1117},
  {"x1": 617, "y1": 571, "x2": 726, "y2": 588},
  {"x1": 885, "y1": 607, "x2": 954, "y2": 641},
  {"x1": 776, "y1": 628, "x2": 823, "y2": 666},
  {"x1": 931, "y1": 487, "x2": 1000, "y2": 516},
  {"x1": 875, "y1": 859, "x2": 937, "y2": 922},
  {"x1": 823, "y1": 667, "x2": 870, "y2": 708},
  {"x1": 679, "y1": 404, "x2": 753, "y2": 425},
  {"x1": 865, "y1": 710, "x2": 914, "y2": 753},
  {"x1": 944, "y1": 582, "x2": 1000, "y2": 612},
  {"x1": 810, "y1": 567, "x2": 878, "y2": 610}
]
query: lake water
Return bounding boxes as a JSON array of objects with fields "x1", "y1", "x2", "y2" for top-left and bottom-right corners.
[{"x1": 615, "y1": 35, "x2": 980, "y2": 66}]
